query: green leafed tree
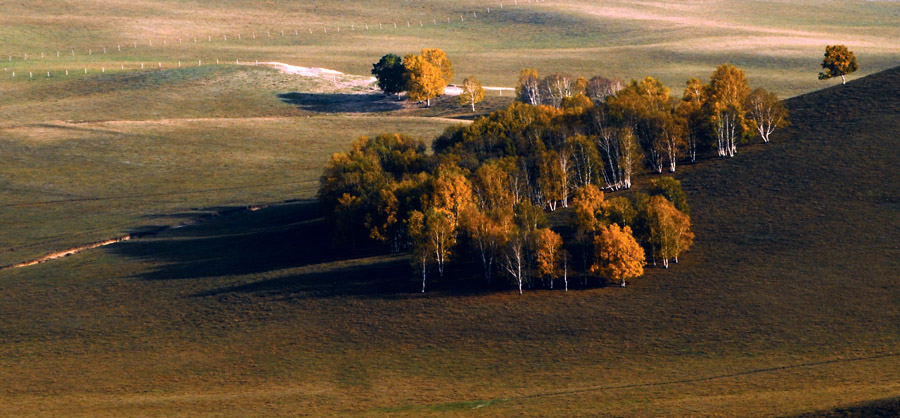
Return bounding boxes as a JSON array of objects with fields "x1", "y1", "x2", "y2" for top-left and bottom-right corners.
[
  {"x1": 371, "y1": 53, "x2": 407, "y2": 99},
  {"x1": 818, "y1": 45, "x2": 858, "y2": 85}
]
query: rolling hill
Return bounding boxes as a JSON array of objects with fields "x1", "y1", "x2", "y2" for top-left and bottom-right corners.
[{"x1": 0, "y1": 61, "x2": 897, "y2": 417}]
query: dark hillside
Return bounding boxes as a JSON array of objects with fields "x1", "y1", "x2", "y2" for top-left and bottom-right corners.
[{"x1": 1, "y1": 68, "x2": 899, "y2": 415}]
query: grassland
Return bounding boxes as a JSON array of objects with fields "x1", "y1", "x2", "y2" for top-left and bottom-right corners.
[
  {"x1": 1, "y1": 0, "x2": 899, "y2": 415},
  {"x1": 1, "y1": 62, "x2": 899, "y2": 417},
  {"x1": 2, "y1": 1, "x2": 900, "y2": 97}
]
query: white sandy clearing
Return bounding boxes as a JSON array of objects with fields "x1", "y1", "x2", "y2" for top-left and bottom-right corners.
[
  {"x1": 253, "y1": 61, "x2": 378, "y2": 91},
  {"x1": 259, "y1": 62, "x2": 514, "y2": 96},
  {"x1": 260, "y1": 62, "x2": 369, "y2": 79}
]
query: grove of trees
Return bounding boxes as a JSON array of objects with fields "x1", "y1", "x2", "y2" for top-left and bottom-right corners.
[
  {"x1": 372, "y1": 48, "x2": 454, "y2": 107},
  {"x1": 321, "y1": 61, "x2": 788, "y2": 294}
]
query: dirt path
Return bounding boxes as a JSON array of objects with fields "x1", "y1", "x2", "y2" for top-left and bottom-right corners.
[{"x1": 443, "y1": 85, "x2": 515, "y2": 96}]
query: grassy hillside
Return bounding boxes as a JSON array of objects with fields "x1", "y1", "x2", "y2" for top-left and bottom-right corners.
[
  {"x1": 0, "y1": 63, "x2": 463, "y2": 266},
  {"x1": 1, "y1": 60, "x2": 898, "y2": 417},
  {"x1": 2, "y1": 0, "x2": 899, "y2": 96}
]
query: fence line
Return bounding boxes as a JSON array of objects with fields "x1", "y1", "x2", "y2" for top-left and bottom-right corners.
[{"x1": 1, "y1": 0, "x2": 551, "y2": 75}]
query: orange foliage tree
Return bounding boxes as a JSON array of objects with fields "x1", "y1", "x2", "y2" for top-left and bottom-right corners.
[{"x1": 592, "y1": 224, "x2": 645, "y2": 287}]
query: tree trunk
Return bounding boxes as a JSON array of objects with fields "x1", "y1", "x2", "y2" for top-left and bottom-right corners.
[
  {"x1": 841, "y1": 74, "x2": 846, "y2": 85},
  {"x1": 471, "y1": 101, "x2": 475, "y2": 112},
  {"x1": 421, "y1": 259, "x2": 427, "y2": 292}
]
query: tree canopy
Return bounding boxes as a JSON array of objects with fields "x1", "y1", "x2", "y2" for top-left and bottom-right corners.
[
  {"x1": 371, "y1": 53, "x2": 406, "y2": 98},
  {"x1": 314, "y1": 60, "x2": 794, "y2": 294},
  {"x1": 403, "y1": 49, "x2": 452, "y2": 107},
  {"x1": 819, "y1": 45, "x2": 858, "y2": 85},
  {"x1": 459, "y1": 76, "x2": 485, "y2": 112}
]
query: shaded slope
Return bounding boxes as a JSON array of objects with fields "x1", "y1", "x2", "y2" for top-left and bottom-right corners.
[{"x1": 1, "y1": 68, "x2": 899, "y2": 416}]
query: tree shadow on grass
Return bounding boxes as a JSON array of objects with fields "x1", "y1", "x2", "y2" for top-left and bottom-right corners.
[
  {"x1": 111, "y1": 200, "x2": 413, "y2": 299},
  {"x1": 277, "y1": 92, "x2": 404, "y2": 113},
  {"x1": 786, "y1": 396, "x2": 900, "y2": 417}
]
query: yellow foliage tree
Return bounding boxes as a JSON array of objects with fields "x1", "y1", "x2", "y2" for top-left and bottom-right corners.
[
  {"x1": 645, "y1": 196, "x2": 694, "y2": 268},
  {"x1": 533, "y1": 227, "x2": 565, "y2": 290},
  {"x1": 462, "y1": 205, "x2": 511, "y2": 284},
  {"x1": 404, "y1": 53, "x2": 445, "y2": 107},
  {"x1": 421, "y1": 48, "x2": 454, "y2": 85},
  {"x1": 818, "y1": 45, "x2": 858, "y2": 85},
  {"x1": 459, "y1": 75, "x2": 485, "y2": 112},
  {"x1": 592, "y1": 224, "x2": 645, "y2": 287},
  {"x1": 572, "y1": 184, "x2": 605, "y2": 233},
  {"x1": 705, "y1": 63, "x2": 750, "y2": 158},
  {"x1": 430, "y1": 165, "x2": 476, "y2": 229}
]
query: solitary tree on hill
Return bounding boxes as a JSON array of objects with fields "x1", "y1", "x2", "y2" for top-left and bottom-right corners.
[{"x1": 819, "y1": 45, "x2": 858, "y2": 85}]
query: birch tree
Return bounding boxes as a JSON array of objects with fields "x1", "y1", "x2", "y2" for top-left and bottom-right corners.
[
  {"x1": 746, "y1": 88, "x2": 789, "y2": 143},
  {"x1": 607, "y1": 76, "x2": 672, "y2": 173},
  {"x1": 516, "y1": 68, "x2": 541, "y2": 106},
  {"x1": 592, "y1": 224, "x2": 645, "y2": 287},
  {"x1": 818, "y1": 45, "x2": 858, "y2": 85},
  {"x1": 533, "y1": 228, "x2": 564, "y2": 289},
  {"x1": 463, "y1": 207, "x2": 509, "y2": 284},
  {"x1": 407, "y1": 210, "x2": 432, "y2": 292},
  {"x1": 425, "y1": 208, "x2": 456, "y2": 278},
  {"x1": 676, "y1": 78, "x2": 705, "y2": 163},
  {"x1": 570, "y1": 135, "x2": 603, "y2": 189},
  {"x1": 586, "y1": 75, "x2": 624, "y2": 104},
  {"x1": 422, "y1": 48, "x2": 454, "y2": 86},
  {"x1": 541, "y1": 73, "x2": 575, "y2": 108},
  {"x1": 617, "y1": 127, "x2": 640, "y2": 189},
  {"x1": 657, "y1": 110, "x2": 685, "y2": 172},
  {"x1": 503, "y1": 224, "x2": 529, "y2": 295},
  {"x1": 430, "y1": 165, "x2": 476, "y2": 229},
  {"x1": 645, "y1": 196, "x2": 693, "y2": 268},
  {"x1": 705, "y1": 64, "x2": 750, "y2": 158},
  {"x1": 403, "y1": 53, "x2": 445, "y2": 107},
  {"x1": 571, "y1": 184, "x2": 605, "y2": 274},
  {"x1": 459, "y1": 76, "x2": 485, "y2": 112}
]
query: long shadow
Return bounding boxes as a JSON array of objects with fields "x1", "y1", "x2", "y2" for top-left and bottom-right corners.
[
  {"x1": 111, "y1": 200, "x2": 410, "y2": 298},
  {"x1": 786, "y1": 395, "x2": 900, "y2": 417},
  {"x1": 277, "y1": 92, "x2": 404, "y2": 113}
]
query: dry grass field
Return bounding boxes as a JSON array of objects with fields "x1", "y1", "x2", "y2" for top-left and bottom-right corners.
[
  {"x1": 1, "y1": 59, "x2": 899, "y2": 418},
  {"x1": 2, "y1": 1, "x2": 899, "y2": 96},
  {"x1": 1, "y1": 0, "x2": 899, "y2": 416}
]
